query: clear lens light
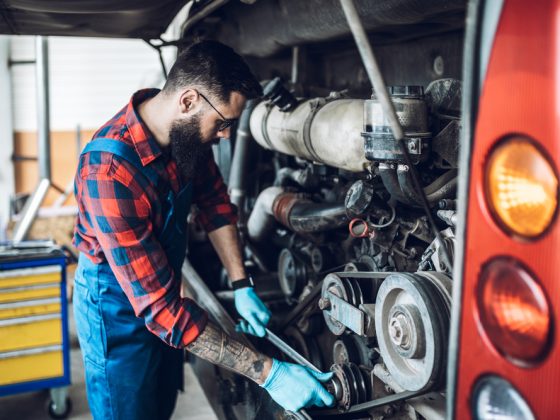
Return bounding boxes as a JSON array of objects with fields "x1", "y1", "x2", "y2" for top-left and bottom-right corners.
[
  {"x1": 477, "y1": 258, "x2": 551, "y2": 364},
  {"x1": 473, "y1": 376, "x2": 535, "y2": 420},
  {"x1": 486, "y1": 137, "x2": 558, "y2": 238}
]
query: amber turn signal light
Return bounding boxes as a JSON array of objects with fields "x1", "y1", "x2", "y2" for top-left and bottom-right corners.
[
  {"x1": 477, "y1": 258, "x2": 551, "y2": 366},
  {"x1": 485, "y1": 136, "x2": 558, "y2": 239}
]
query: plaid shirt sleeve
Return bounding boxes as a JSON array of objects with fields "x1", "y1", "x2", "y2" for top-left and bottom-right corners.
[
  {"x1": 192, "y1": 151, "x2": 238, "y2": 232},
  {"x1": 75, "y1": 151, "x2": 207, "y2": 348}
]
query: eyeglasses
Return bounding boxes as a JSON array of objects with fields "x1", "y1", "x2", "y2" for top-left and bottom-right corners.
[{"x1": 197, "y1": 91, "x2": 238, "y2": 132}]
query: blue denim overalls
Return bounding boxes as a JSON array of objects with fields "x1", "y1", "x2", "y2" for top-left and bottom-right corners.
[{"x1": 73, "y1": 138, "x2": 193, "y2": 419}]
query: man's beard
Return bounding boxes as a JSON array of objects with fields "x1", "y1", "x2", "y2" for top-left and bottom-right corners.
[{"x1": 169, "y1": 114, "x2": 212, "y2": 181}]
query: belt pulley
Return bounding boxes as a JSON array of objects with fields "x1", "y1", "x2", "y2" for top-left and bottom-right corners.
[
  {"x1": 374, "y1": 271, "x2": 452, "y2": 392},
  {"x1": 265, "y1": 327, "x2": 429, "y2": 418}
]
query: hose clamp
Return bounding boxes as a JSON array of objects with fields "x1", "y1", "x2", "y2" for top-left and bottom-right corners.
[
  {"x1": 261, "y1": 102, "x2": 275, "y2": 150},
  {"x1": 302, "y1": 98, "x2": 327, "y2": 163}
]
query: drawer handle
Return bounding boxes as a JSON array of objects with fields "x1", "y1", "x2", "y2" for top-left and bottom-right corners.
[
  {"x1": 0, "y1": 265, "x2": 61, "y2": 279},
  {"x1": 0, "y1": 282, "x2": 60, "y2": 293},
  {"x1": 0, "y1": 312, "x2": 61, "y2": 327},
  {"x1": 0, "y1": 297, "x2": 60, "y2": 310},
  {"x1": 0, "y1": 344, "x2": 62, "y2": 360}
]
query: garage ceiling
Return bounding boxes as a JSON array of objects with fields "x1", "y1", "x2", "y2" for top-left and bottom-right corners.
[{"x1": 0, "y1": 0, "x2": 189, "y2": 38}]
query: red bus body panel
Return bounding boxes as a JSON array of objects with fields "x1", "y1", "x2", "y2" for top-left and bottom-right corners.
[{"x1": 455, "y1": 0, "x2": 560, "y2": 417}]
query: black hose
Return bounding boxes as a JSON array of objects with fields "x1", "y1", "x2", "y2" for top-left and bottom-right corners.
[
  {"x1": 397, "y1": 167, "x2": 458, "y2": 207},
  {"x1": 229, "y1": 99, "x2": 258, "y2": 223},
  {"x1": 287, "y1": 202, "x2": 349, "y2": 234},
  {"x1": 378, "y1": 165, "x2": 413, "y2": 205},
  {"x1": 424, "y1": 169, "x2": 458, "y2": 196},
  {"x1": 397, "y1": 166, "x2": 422, "y2": 204},
  {"x1": 426, "y1": 177, "x2": 458, "y2": 203}
]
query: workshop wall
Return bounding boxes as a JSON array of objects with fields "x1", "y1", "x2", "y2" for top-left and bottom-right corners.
[{"x1": 13, "y1": 129, "x2": 96, "y2": 206}]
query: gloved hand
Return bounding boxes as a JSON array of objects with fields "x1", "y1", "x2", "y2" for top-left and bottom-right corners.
[
  {"x1": 234, "y1": 287, "x2": 271, "y2": 337},
  {"x1": 261, "y1": 359, "x2": 335, "y2": 412}
]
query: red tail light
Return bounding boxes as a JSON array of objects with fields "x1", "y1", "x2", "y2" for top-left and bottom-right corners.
[{"x1": 476, "y1": 258, "x2": 551, "y2": 366}]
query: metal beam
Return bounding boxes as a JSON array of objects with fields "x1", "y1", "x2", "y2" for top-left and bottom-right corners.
[
  {"x1": 0, "y1": 36, "x2": 15, "y2": 241},
  {"x1": 36, "y1": 36, "x2": 51, "y2": 181},
  {"x1": 12, "y1": 36, "x2": 51, "y2": 242}
]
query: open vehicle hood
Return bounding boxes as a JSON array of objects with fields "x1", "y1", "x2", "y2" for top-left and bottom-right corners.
[{"x1": 0, "y1": 0, "x2": 190, "y2": 38}]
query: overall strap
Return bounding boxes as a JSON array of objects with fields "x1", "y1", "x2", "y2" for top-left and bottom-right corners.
[{"x1": 81, "y1": 137, "x2": 159, "y2": 185}]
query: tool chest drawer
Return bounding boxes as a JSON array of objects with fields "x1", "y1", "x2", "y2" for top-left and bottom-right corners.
[
  {"x1": 0, "y1": 346, "x2": 64, "y2": 386},
  {"x1": 0, "y1": 298, "x2": 61, "y2": 320},
  {"x1": 0, "y1": 313, "x2": 63, "y2": 352},
  {"x1": 0, "y1": 265, "x2": 62, "y2": 288},
  {"x1": 0, "y1": 265, "x2": 64, "y2": 352},
  {"x1": 0, "y1": 265, "x2": 62, "y2": 303}
]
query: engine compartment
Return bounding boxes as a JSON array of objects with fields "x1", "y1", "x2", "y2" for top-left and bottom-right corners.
[{"x1": 184, "y1": 1, "x2": 466, "y2": 418}]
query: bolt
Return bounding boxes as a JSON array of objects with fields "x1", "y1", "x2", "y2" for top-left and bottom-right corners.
[
  {"x1": 408, "y1": 141, "x2": 417, "y2": 151},
  {"x1": 318, "y1": 297, "x2": 331, "y2": 310},
  {"x1": 388, "y1": 313, "x2": 411, "y2": 349},
  {"x1": 433, "y1": 55, "x2": 445, "y2": 76}
]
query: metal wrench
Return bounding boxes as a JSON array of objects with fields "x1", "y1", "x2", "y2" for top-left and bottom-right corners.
[
  {"x1": 263, "y1": 328, "x2": 328, "y2": 420},
  {"x1": 265, "y1": 328, "x2": 321, "y2": 372}
]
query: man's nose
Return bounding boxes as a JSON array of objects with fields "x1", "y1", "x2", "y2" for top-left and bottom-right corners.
[{"x1": 219, "y1": 127, "x2": 232, "y2": 139}]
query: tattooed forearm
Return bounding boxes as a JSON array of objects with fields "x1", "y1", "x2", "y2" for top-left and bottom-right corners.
[{"x1": 186, "y1": 322, "x2": 272, "y2": 384}]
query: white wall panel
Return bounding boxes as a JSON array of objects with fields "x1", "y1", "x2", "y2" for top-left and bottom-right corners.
[{"x1": 10, "y1": 36, "x2": 168, "y2": 131}]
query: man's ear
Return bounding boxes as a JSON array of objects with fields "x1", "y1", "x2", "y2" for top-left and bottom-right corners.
[{"x1": 179, "y1": 89, "x2": 199, "y2": 115}]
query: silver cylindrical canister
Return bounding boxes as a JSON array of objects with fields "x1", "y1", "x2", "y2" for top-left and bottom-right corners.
[{"x1": 250, "y1": 98, "x2": 369, "y2": 172}]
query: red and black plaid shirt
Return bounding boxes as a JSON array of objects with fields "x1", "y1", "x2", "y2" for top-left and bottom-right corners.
[{"x1": 73, "y1": 89, "x2": 237, "y2": 347}]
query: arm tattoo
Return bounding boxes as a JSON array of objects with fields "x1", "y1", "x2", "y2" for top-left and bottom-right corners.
[{"x1": 186, "y1": 322, "x2": 271, "y2": 384}]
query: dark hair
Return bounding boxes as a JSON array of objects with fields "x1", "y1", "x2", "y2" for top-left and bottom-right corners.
[{"x1": 162, "y1": 40, "x2": 262, "y2": 103}]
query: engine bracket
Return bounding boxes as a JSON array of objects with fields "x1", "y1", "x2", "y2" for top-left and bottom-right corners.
[{"x1": 323, "y1": 291, "x2": 366, "y2": 335}]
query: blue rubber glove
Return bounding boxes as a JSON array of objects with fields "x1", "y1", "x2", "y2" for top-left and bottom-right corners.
[
  {"x1": 233, "y1": 287, "x2": 271, "y2": 337},
  {"x1": 261, "y1": 359, "x2": 335, "y2": 412},
  {"x1": 235, "y1": 319, "x2": 261, "y2": 336}
]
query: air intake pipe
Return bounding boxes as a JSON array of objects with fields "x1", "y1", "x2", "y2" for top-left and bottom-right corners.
[
  {"x1": 247, "y1": 187, "x2": 349, "y2": 242},
  {"x1": 249, "y1": 98, "x2": 369, "y2": 172}
]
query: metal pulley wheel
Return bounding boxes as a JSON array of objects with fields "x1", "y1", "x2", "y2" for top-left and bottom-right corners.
[
  {"x1": 320, "y1": 273, "x2": 364, "y2": 335},
  {"x1": 374, "y1": 272, "x2": 451, "y2": 392},
  {"x1": 332, "y1": 335, "x2": 375, "y2": 366},
  {"x1": 416, "y1": 271, "x2": 452, "y2": 313},
  {"x1": 328, "y1": 363, "x2": 369, "y2": 412},
  {"x1": 278, "y1": 248, "x2": 308, "y2": 299}
]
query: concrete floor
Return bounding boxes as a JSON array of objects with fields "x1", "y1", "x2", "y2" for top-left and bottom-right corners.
[{"x1": 0, "y1": 304, "x2": 218, "y2": 420}]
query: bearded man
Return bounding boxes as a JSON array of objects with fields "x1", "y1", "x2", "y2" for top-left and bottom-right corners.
[{"x1": 72, "y1": 40, "x2": 334, "y2": 420}]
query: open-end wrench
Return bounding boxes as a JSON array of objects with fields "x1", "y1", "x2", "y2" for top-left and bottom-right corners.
[
  {"x1": 264, "y1": 328, "x2": 329, "y2": 420},
  {"x1": 265, "y1": 328, "x2": 322, "y2": 372}
]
